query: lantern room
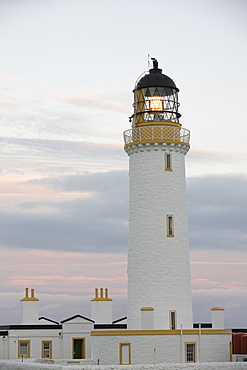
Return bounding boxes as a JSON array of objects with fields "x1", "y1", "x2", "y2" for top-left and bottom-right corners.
[
  {"x1": 124, "y1": 58, "x2": 190, "y2": 149},
  {"x1": 131, "y1": 58, "x2": 181, "y2": 127}
]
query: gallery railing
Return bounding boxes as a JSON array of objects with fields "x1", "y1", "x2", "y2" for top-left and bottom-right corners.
[{"x1": 123, "y1": 126, "x2": 190, "y2": 147}]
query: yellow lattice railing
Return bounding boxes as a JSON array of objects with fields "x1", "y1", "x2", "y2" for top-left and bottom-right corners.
[{"x1": 123, "y1": 126, "x2": 190, "y2": 146}]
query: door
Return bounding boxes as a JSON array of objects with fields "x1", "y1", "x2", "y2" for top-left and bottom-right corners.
[{"x1": 73, "y1": 338, "x2": 85, "y2": 359}]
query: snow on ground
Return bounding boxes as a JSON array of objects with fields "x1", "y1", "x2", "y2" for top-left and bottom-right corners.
[{"x1": 1, "y1": 361, "x2": 247, "y2": 370}]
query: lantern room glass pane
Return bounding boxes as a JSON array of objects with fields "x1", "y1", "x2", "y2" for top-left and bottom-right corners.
[
  {"x1": 133, "y1": 87, "x2": 180, "y2": 123},
  {"x1": 149, "y1": 97, "x2": 163, "y2": 111}
]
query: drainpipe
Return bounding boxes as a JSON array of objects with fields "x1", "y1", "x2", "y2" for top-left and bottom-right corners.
[
  {"x1": 198, "y1": 323, "x2": 201, "y2": 362},
  {"x1": 180, "y1": 325, "x2": 183, "y2": 363}
]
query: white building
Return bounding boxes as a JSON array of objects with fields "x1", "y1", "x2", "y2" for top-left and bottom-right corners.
[{"x1": 0, "y1": 60, "x2": 234, "y2": 365}]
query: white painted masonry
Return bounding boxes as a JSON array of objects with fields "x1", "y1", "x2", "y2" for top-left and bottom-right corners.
[
  {"x1": 211, "y1": 308, "x2": 225, "y2": 329},
  {"x1": 5, "y1": 329, "x2": 61, "y2": 360},
  {"x1": 21, "y1": 289, "x2": 39, "y2": 325},
  {"x1": 141, "y1": 307, "x2": 154, "y2": 330},
  {"x1": 91, "y1": 289, "x2": 112, "y2": 324},
  {"x1": 91, "y1": 330, "x2": 231, "y2": 365},
  {"x1": 61, "y1": 316, "x2": 94, "y2": 360},
  {"x1": 126, "y1": 143, "x2": 193, "y2": 330}
]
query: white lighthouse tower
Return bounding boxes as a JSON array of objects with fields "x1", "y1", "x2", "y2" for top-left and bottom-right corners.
[{"x1": 124, "y1": 59, "x2": 193, "y2": 330}]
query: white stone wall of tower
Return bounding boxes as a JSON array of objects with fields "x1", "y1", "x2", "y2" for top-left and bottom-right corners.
[{"x1": 127, "y1": 143, "x2": 193, "y2": 330}]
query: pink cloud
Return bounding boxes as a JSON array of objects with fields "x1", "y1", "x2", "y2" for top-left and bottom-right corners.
[
  {"x1": 0, "y1": 248, "x2": 127, "y2": 292},
  {"x1": 0, "y1": 248, "x2": 128, "y2": 323},
  {"x1": 190, "y1": 250, "x2": 247, "y2": 291}
]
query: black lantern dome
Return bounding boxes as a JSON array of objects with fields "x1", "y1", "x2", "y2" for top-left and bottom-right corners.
[
  {"x1": 132, "y1": 58, "x2": 181, "y2": 126},
  {"x1": 136, "y1": 68, "x2": 178, "y2": 91}
]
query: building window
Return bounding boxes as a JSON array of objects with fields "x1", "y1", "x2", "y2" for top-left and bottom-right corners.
[
  {"x1": 166, "y1": 215, "x2": 174, "y2": 237},
  {"x1": 165, "y1": 153, "x2": 172, "y2": 171},
  {"x1": 169, "y1": 310, "x2": 176, "y2": 330},
  {"x1": 42, "y1": 341, "x2": 52, "y2": 359},
  {"x1": 119, "y1": 343, "x2": 131, "y2": 365},
  {"x1": 185, "y1": 343, "x2": 196, "y2": 363},
  {"x1": 18, "y1": 340, "x2": 30, "y2": 358}
]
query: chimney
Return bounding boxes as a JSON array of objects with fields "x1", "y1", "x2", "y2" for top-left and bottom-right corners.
[
  {"x1": 211, "y1": 307, "x2": 225, "y2": 329},
  {"x1": 91, "y1": 288, "x2": 113, "y2": 324},
  {"x1": 20, "y1": 288, "x2": 39, "y2": 324},
  {"x1": 140, "y1": 307, "x2": 154, "y2": 330}
]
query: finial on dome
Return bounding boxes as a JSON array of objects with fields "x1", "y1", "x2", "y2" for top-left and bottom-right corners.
[{"x1": 151, "y1": 57, "x2": 158, "y2": 69}]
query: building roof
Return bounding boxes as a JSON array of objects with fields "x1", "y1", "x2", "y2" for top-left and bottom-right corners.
[
  {"x1": 60, "y1": 314, "x2": 95, "y2": 324},
  {"x1": 0, "y1": 324, "x2": 62, "y2": 331},
  {"x1": 39, "y1": 317, "x2": 60, "y2": 325},
  {"x1": 112, "y1": 316, "x2": 127, "y2": 324}
]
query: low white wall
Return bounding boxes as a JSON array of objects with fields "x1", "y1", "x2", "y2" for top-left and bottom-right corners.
[
  {"x1": 92, "y1": 332, "x2": 231, "y2": 364},
  {"x1": 1, "y1": 360, "x2": 247, "y2": 369},
  {"x1": 6, "y1": 329, "x2": 62, "y2": 360}
]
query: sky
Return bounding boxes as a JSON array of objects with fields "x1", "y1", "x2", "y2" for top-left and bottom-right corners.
[{"x1": 0, "y1": 0, "x2": 247, "y2": 328}]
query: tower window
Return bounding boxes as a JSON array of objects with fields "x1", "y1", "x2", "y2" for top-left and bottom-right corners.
[
  {"x1": 166, "y1": 215, "x2": 174, "y2": 237},
  {"x1": 185, "y1": 343, "x2": 196, "y2": 363},
  {"x1": 165, "y1": 153, "x2": 172, "y2": 171},
  {"x1": 169, "y1": 310, "x2": 176, "y2": 330}
]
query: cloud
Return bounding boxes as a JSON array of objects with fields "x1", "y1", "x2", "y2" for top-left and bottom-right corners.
[
  {"x1": 0, "y1": 170, "x2": 246, "y2": 255},
  {"x1": 186, "y1": 148, "x2": 247, "y2": 177},
  {"x1": 56, "y1": 92, "x2": 129, "y2": 114},
  {"x1": 0, "y1": 73, "x2": 130, "y2": 145},
  {"x1": 0, "y1": 290, "x2": 128, "y2": 325},
  {"x1": 190, "y1": 249, "x2": 247, "y2": 327},
  {"x1": 0, "y1": 246, "x2": 246, "y2": 327},
  {"x1": 0, "y1": 170, "x2": 129, "y2": 253},
  {"x1": 0, "y1": 86, "x2": 128, "y2": 145},
  {"x1": 192, "y1": 288, "x2": 247, "y2": 328},
  {"x1": 189, "y1": 148, "x2": 247, "y2": 164},
  {"x1": 0, "y1": 248, "x2": 127, "y2": 324},
  {"x1": 0, "y1": 136, "x2": 124, "y2": 161},
  {"x1": 28, "y1": 169, "x2": 128, "y2": 192},
  {"x1": 187, "y1": 174, "x2": 247, "y2": 251},
  {"x1": 0, "y1": 138, "x2": 127, "y2": 179}
]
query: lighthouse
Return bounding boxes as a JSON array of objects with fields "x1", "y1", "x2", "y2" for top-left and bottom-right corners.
[
  {"x1": 124, "y1": 59, "x2": 193, "y2": 330},
  {"x1": 0, "y1": 61, "x2": 232, "y2": 366}
]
